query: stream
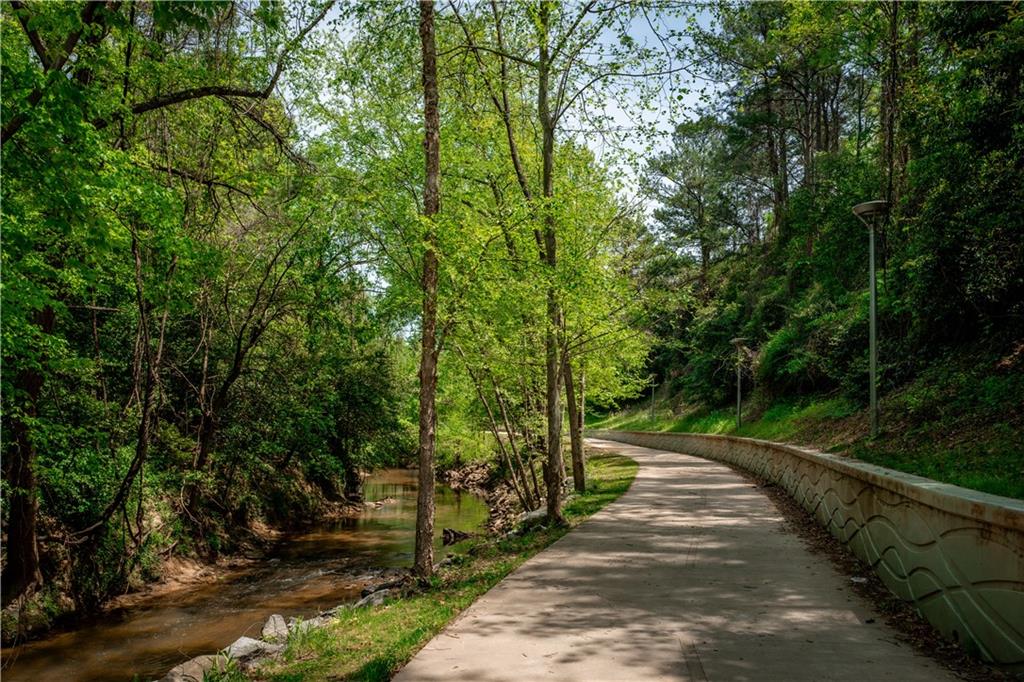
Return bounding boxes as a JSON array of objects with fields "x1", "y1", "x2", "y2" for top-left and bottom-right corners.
[{"x1": 0, "y1": 469, "x2": 489, "y2": 682}]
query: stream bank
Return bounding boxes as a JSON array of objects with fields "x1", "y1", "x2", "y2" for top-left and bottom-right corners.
[
  {"x1": 0, "y1": 469, "x2": 488, "y2": 682},
  {"x1": 441, "y1": 461, "x2": 528, "y2": 531}
]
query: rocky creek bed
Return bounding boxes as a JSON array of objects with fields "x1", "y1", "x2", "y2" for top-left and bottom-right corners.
[
  {"x1": 159, "y1": 565, "x2": 419, "y2": 681},
  {"x1": 156, "y1": 461, "x2": 533, "y2": 681},
  {"x1": 0, "y1": 468, "x2": 493, "y2": 682},
  {"x1": 441, "y1": 461, "x2": 529, "y2": 532}
]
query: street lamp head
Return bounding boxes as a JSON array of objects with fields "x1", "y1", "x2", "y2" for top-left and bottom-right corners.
[{"x1": 852, "y1": 200, "x2": 889, "y2": 228}]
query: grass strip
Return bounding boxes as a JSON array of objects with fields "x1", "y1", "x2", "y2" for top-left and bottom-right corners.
[{"x1": 588, "y1": 388, "x2": 1023, "y2": 499}]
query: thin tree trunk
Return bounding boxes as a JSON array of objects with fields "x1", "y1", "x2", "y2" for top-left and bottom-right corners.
[
  {"x1": 343, "y1": 446, "x2": 363, "y2": 502},
  {"x1": 578, "y1": 367, "x2": 585, "y2": 435},
  {"x1": 487, "y1": 386, "x2": 532, "y2": 511},
  {"x1": 186, "y1": 344, "x2": 245, "y2": 516},
  {"x1": 91, "y1": 296, "x2": 108, "y2": 409},
  {"x1": 79, "y1": 242, "x2": 174, "y2": 542},
  {"x1": 490, "y1": 373, "x2": 537, "y2": 509},
  {"x1": 456, "y1": 346, "x2": 531, "y2": 510},
  {"x1": 414, "y1": 0, "x2": 441, "y2": 579},
  {"x1": 882, "y1": 0, "x2": 899, "y2": 206},
  {"x1": 538, "y1": 0, "x2": 566, "y2": 526},
  {"x1": 856, "y1": 68, "x2": 864, "y2": 161},
  {"x1": 516, "y1": 376, "x2": 543, "y2": 501},
  {"x1": 1, "y1": 306, "x2": 53, "y2": 607},
  {"x1": 699, "y1": 216, "x2": 710, "y2": 291},
  {"x1": 765, "y1": 91, "x2": 786, "y2": 236},
  {"x1": 563, "y1": 352, "x2": 585, "y2": 493}
]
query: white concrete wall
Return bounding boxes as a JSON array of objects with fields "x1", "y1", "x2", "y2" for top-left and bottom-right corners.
[{"x1": 587, "y1": 430, "x2": 1024, "y2": 667}]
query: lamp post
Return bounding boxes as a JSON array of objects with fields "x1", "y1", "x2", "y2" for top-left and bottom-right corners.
[
  {"x1": 730, "y1": 337, "x2": 746, "y2": 429},
  {"x1": 852, "y1": 200, "x2": 889, "y2": 439},
  {"x1": 649, "y1": 374, "x2": 656, "y2": 420}
]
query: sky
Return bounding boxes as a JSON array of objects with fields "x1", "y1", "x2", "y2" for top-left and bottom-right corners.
[{"x1": 579, "y1": 5, "x2": 719, "y2": 203}]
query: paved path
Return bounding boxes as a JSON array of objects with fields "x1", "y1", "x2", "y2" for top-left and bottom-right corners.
[{"x1": 396, "y1": 439, "x2": 954, "y2": 681}]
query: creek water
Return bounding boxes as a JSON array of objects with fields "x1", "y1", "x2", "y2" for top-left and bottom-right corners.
[{"x1": 1, "y1": 469, "x2": 488, "y2": 682}]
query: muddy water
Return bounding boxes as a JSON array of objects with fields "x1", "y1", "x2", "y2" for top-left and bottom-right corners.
[{"x1": 1, "y1": 469, "x2": 487, "y2": 682}]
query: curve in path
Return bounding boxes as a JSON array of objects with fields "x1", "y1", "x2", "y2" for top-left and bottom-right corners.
[{"x1": 395, "y1": 439, "x2": 954, "y2": 681}]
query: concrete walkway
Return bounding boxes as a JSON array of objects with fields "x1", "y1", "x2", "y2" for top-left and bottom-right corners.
[{"x1": 396, "y1": 439, "x2": 954, "y2": 681}]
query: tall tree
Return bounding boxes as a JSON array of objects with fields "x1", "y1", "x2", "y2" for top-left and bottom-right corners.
[
  {"x1": 449, "y1": 0, "x2": 684, "y2": 523},
  {"x1": 645, "y1": 118, "x2": 734, "y2": 287},
  {"x1": 414, "y1": 0, "x2": 442, "y2": 579}
]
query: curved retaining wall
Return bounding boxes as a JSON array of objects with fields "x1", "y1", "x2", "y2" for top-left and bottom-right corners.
[{"x1": 586, "y1": 429, "x2": 1024, "y2": 667}]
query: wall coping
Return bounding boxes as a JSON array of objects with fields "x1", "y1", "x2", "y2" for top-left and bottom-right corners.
[{"x1": 587, "y1": 429, "x2": 1024, "y2": 533}]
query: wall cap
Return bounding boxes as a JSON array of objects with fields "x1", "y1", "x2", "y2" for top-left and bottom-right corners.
[{"x1": 586, "y1": 429, "x2": 1024, "y2": 533}]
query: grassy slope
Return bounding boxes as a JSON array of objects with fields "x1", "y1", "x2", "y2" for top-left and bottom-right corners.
[
  {"x1": 220, "y1": 454, "x2": 637, "y2": 682},
  {"x1": 590, "y1": 358, "x2": 1023, "y2": 499}
]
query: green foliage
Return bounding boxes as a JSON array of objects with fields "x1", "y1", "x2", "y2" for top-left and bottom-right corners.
[
  {"x1": 201, "y1": 656, "x2": 245, "y2": 682},
  {"x1": 1, "y1": 0, "x2": 406, "y2": 613},
  {"x1": 594, "y1": 346, "x2": 1022, "y2": 499}
]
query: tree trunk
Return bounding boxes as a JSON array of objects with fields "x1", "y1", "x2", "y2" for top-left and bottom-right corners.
[
  {"x1": 414, "y1": 0, "x2": 441, "y2": 579},
  {"x1": 1, "y1": 306, "x2": 53, "y2": 607},
  {"x1": 491, "y1": 373, "x2": 537, "y2": 509},
  {"x1": 578, "y1": 367, "x2": 585, "y2": 436},
  {"x1": 78, "y1": 242, "x2": 174, "y2": 544},
  {"x1": 882, "y1": 0, "x2": 899, "y2": 206},
  {"x1": 185, "y1": 316, "x2": 260, "y2": 517},
  {"x1": 343, "y1": 452, "x2": 363, "y2": 502},
  {"x1": 563, "y1": 353, "x2": 585, "y2": 494},
  {"x1": 765, "y1": 90, "x2": 786, "y2": 236},
  {"x1": 537, "y1": 0, "x2": 566, "y2": 526},
  {"x1": 457, "y1": 346, "x2": 532, "y2": 511},
  {"x1": 699, "y1": 231, "x2": 710, "y2": 291},
  {"x1": 856, "y1": 68, "x2": 865, "y2": 161}
]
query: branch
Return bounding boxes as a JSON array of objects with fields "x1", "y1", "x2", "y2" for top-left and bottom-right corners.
[
  {"x1": 549, "y1": 1, "x2": 596, "y2": 62},
  {"x1": 221, "y1": 96, "x2": 313, "y2": 169},
  {"x1": 448, "y1": 1, "x2": 505, "y2": 115},
  {"x1": 93, "y1": 0, "x2": 335, "y2": 130},
  {"x1": 152, "y1": 164, "x2": 254, "y2": 197},
  {"x1": 440, "y1": 42, "x2": 538, "y2": 69},
  {"x1": 129, "y1": 86, "x2": 267, "y2": 119},
  {"x1": 10, "y1": 1, "x2": 52, "y2": 69},
  {"x1": 555, "y1": 64, "x2": 691, "y2": 125},
  {"x1": 2, "y1": 1, "x2": 106, "y2": 145}
]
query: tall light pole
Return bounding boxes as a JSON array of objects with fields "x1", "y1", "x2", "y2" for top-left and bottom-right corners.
[
  {"x1": 852, "y1": 200, "x2": 889, "y2": 439},
  {"x1": 731, "y1": 337, "x2": 746, "y2": 429}
]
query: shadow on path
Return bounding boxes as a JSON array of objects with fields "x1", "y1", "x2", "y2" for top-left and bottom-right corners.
[{"x1": 395, "y1": 440, "x2": 955, "y2": 681}]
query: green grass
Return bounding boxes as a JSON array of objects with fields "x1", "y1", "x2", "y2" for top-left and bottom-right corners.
[
  {"x1": 588, "y1": 396, "x2": 857, "y2": 442},
  {"x1": 235, "y1": 453, "x2": 637, "y2": 681},
  {"x1": 846, "y1": 428, "x2": 1024, "y2": 499},
  {"x1": 589, "y1": 365, "x2": 1023, "y2": 500}
]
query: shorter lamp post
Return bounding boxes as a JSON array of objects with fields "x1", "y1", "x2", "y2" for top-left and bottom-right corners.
[
  {"x1": 852, "y1": 200, "x2": 889, "y2": 439},
  {"x1": 730, "y1": 337, "x2": 747, "y2": 429},
  {"x1": 649, "y1": 373, "x2": 656, "y2": 420}
]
